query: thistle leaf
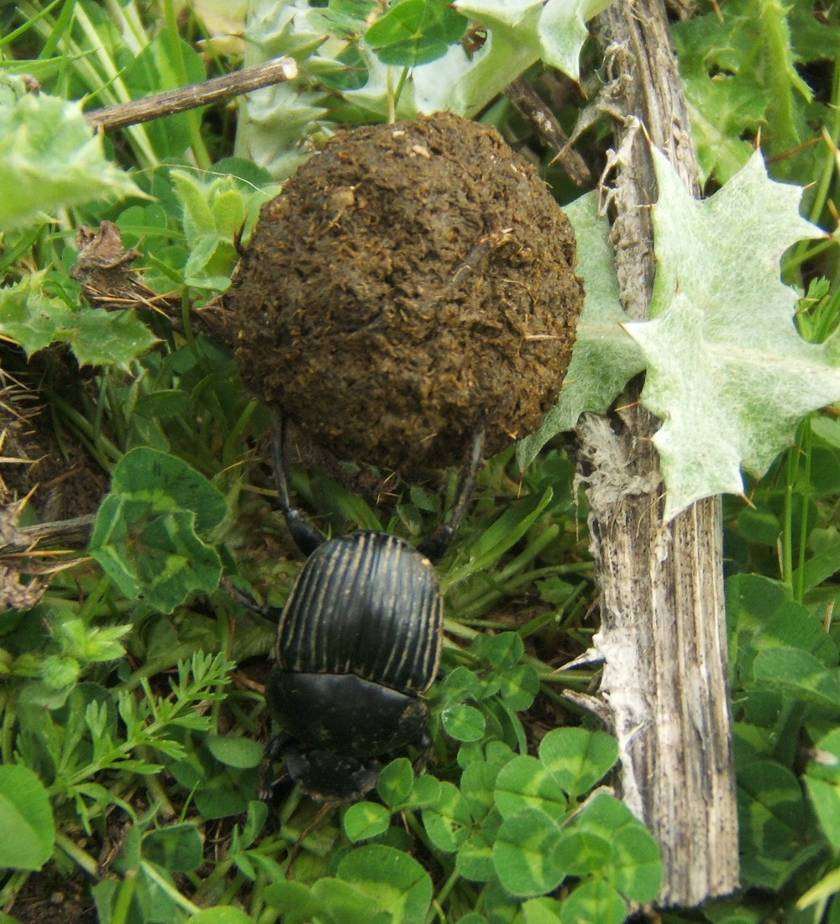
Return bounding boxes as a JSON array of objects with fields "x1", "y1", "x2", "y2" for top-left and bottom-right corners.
[{"x1": 625, "y1": 148, "x2": 831, "y2": 521}]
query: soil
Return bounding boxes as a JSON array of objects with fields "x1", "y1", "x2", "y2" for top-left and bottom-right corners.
[
  {"x1": 230, "y1": 112, "x2": 583, "y2": 476},
  {"x1": 0, "y1": 352, "x2": 107, "y2": 521}
]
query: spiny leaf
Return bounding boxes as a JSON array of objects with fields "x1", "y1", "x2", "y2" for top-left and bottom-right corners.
[
  {"x1": 625, "y1": 148, "x2": 830, "y2": 521},
  {"x1": 454, "y1": 0, "x2": 610, "y2": 80},
  {"x1": 516, "y1": 191, "x2": 643, "y2": 468},
  {"x1": 0, "y1": 77, "x2": 143, "y2": 230},
  {"x1": 404, "y1": 0, "x2": 609, "y2": 117},
  {"x1": 0, "y1": 272, "x2": 158, "y2": 369}
]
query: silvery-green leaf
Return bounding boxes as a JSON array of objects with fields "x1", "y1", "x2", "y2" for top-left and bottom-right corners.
[
  {"x1": 0, "y1": 77, "x2": 142, "y2": 230},
  {"x1": 516, "y1": 191, "x2": 643, "y2": 469},
  {"x1": 625, "y1": 148, "x2": 830, "y2": 521}
]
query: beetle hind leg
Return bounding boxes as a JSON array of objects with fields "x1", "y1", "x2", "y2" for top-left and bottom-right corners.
[{"x1": 419, "y1": 425, "x2": 485, "y2": 562}]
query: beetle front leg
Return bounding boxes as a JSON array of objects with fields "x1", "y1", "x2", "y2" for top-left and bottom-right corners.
[
  {"x1": 419, "y1": 425, "x2": 485, "y2": 562},
  {"x1": 272, "y1": 416, "x2": 326, "y2": 557}
]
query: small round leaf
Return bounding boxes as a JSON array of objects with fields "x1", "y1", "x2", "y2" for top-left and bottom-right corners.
[
  {"x1": 422, "y1": 781, "x2": 471, "y2": 852},
  {"x1": 493, "y1": 808, "x2": 566, "y2": 898},
  {"x1": 337, "y1": 844, "x2": 433, "y2": 924},
  {"x1": 206, "y1": 735, "x2": 263, "y2": 769},
  {"x1": 495, "y1": 755, "x2": 567, "y2": 821},
  {"x1": 377, "y1": 758, "x2": 414, "y2": 808},
  {"x1": 343, "y1": 802, "x2": 391, "y2": 843},
  {"x1": 559, "y1": 879, "x2": 627, "y2": 924},
  {"x1": 442, "y1": 703, "x2": 486, "y2": 742},
  {"x1": 538, "y1": 727, "x2": 618, "y2": 797}
]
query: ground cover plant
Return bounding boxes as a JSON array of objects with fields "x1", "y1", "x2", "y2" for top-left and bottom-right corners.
[{"x1": 0, "y1": 1, "x2": 839, "y2": 922}]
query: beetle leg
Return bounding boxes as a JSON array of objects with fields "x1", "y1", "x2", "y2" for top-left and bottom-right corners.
[
  {"x1": 419, "y1": 425, "x2": 485, "y2": 562},
  {"x1": 412, "y1": 729, "x2": 434, "y2": 776},
  {"x1": 260, "y1": 733, "x2": 291, "y2": 800},
  {"x1": 272, "y1": 416, "x2": 326, "y2": 556},
  {"x1": 224, "y1": 578, "x2": 278, "y2": 620}
]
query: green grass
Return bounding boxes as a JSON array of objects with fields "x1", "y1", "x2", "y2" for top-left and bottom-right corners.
[{"x1": 0, "y1": 2, "x2": 839, "y2": 922}]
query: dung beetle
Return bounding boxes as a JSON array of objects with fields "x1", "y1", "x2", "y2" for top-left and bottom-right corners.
[{"x1": 261, "y1": 420, "x2": 484, "y2": 802}]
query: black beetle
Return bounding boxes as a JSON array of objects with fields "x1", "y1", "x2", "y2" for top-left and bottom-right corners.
[{"x1": 260, "y1": 420, "x2": 484, "y2": 802}]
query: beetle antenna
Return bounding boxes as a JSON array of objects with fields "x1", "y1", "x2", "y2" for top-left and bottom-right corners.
[{"x1": 271, "y1": 415, "x2": 326, "y2": 556}]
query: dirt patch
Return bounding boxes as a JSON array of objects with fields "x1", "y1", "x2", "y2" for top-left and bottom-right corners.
[
  {"x1": 230, "y1": 112, "x2": 583, "y2": 475},
  {"x1": 0, "y1": 356, "x2": 106, "y2": 521}
]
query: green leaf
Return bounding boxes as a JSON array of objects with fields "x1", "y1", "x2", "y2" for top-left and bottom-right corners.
[
  {"x1": 89, "y1": 448, "x2": 227, "y2": 613},
  {"x1": 344, "y1": 802, "x2": 392, "y2": 843},
  {"x1": 264, "y1": 881, "x2": 324, "y2": 924},
  {"x1": 142, "y1": 823, "x2": 203, "y2": 872},
  {"x1": 310, "y1": 879, "x2": 387, "y2": 924},
  {"x1": 553, "y1": 830, "x2": 611, "y2": 876},
  {"x1": 0, "y1": 273, "x2": 157, "y2": 369},
  {"x1": 0, "y1": 77, "x2": 142, "y2": 230},
  {"x1": 453, "y1": 0, "x2": 608, "y2": 81},
  {"x1": 793, "y1": 537, "x2": 840, "y2": 593},
  {"x1": 521, "y1": 897, "x2": 564, "y2": 924},
  {"x1": 366, "y1": 0, "x2": 468, "y2": 67},
  {"x1": 538, "y1": 727, "x2": 619, "y2": 798},
  {"x1": 572, "y1": 792, "x2": 637, "y2": 838},
  {"x1": 171, "y1": 169, "x2": 217, "y2": 240},
  {"x1": 377, "y1": 758, "x2": 415, "y2": 808},
  {"x1": 805, "y1": 775, "x2": 840, "y2": 851},
  {"x1": 471, "y1": 632, "x2": 525, "y2": 670},
  {"x1": 558, "y1": 879, "x2": 627, "y2": 924},
  {"x1": 625, "y1": 147, "x2": 829, "y2": 520},
  {"x1": 422, "y1": 781, "x2": 472, "y2": 852},
  {"x1": 206, "y1": 735, "x2": 264, "y2": 769},
  {"x1": 441, "y1": 703, "x2": 486, "y2": 742},
  {"x1": 409, "y1": 773, "x2": 441, "y2": 808},
  {"x1": 0, "y1": 765, "x2": 54, "y2": 871},
  {"x1": 461, "y1": 760, "x2": 500, "y2": 821},
  {"x1": 534, "y1": 0, "x2": 612, "y2": 80},
  {"x1": 493, "y1": 807, "x2": 566, "y2": 898},
  {"x1": 516, "y1": 191, "x2": 643, "y2": 468},
  {"x1": 678, "y1": 73, "x2": 770, "y2": 184},
  {"x1": 40, "y1": 655, "x2": 80, "y2": 689},
  {"x1": 495, "y1": 755, "x2": 567, "y2": 821},
  {"x1": 456, "y1": 819, "x2": 499, "y2": 882},
  {"x1": 444, "y1": 487, "x2": 553, "y2": 587},
  {"x1": 751, "y1": 647, "x2": 840, "y2": 708},
  {"x1": 610, "y1": 824, "x2": 662, "y2": 901},
  {"x1": 371, "y1": 0, "x2": 611, "y2": 120},
  {"x1": 738, "y1": 760, "x2": 807, "y2": 861},
  {"x1": 566, "y1": 793, "x2": 662, "y2": 900},
  {"x1": 336, "y1": 844, "x2": 433, "y2": 923},
  {"x1": 188, "y1": 909, "x2": 254, "y2": 924}
]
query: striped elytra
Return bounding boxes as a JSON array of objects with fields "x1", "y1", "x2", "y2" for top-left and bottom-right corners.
[{"x1": 277, "y1": 531, "x2": 443, "y2": 695}]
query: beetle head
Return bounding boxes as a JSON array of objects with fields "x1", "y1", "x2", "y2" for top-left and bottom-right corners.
[{"x1": 282, "y1": 744, "x2": 380, "y2": 802}]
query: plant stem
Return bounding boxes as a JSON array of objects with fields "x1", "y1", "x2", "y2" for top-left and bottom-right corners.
[
  {"x1": 56, "y1": 829, "x2": 100, "y2": 876},
  {"x1": 111, "y1": 869, "x2": 138, "y2": 924},
  {"x1": 795, "y1": 420, "x2": 813, "y2": 601},
  {"x1": 782, "y1": 438, "x2": 797, "y2": 593},
  {"x1": 140, "y1": 860, "x2": 202, "y2": 914}
]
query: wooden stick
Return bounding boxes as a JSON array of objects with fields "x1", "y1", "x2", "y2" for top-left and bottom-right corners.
[
  {"x1": 0, "y1": 514, "x2": 95, "y2": 555},
  {"x1": 505, "y1": 77, "x2": 592, "y2": 187},
  {"x1": 574, "y1": 1, "x2": 739, "y2": 907},
  {"x1": 85, "y1": 56, "x2": 298, "y2": 130}
]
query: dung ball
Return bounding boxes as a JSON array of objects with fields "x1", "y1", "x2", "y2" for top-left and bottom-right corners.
[{"x1": 230, "y1": 112, "x2": 583, "y2": 476}]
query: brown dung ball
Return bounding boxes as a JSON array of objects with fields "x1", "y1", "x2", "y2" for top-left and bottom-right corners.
[{"x1": 230, "y1": 112, "x2": 583, "y2": 476}]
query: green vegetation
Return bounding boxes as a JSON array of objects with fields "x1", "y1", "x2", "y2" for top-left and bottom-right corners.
[{"x1": 0, "y1": 1, "x2": 838, "y2": 922}]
